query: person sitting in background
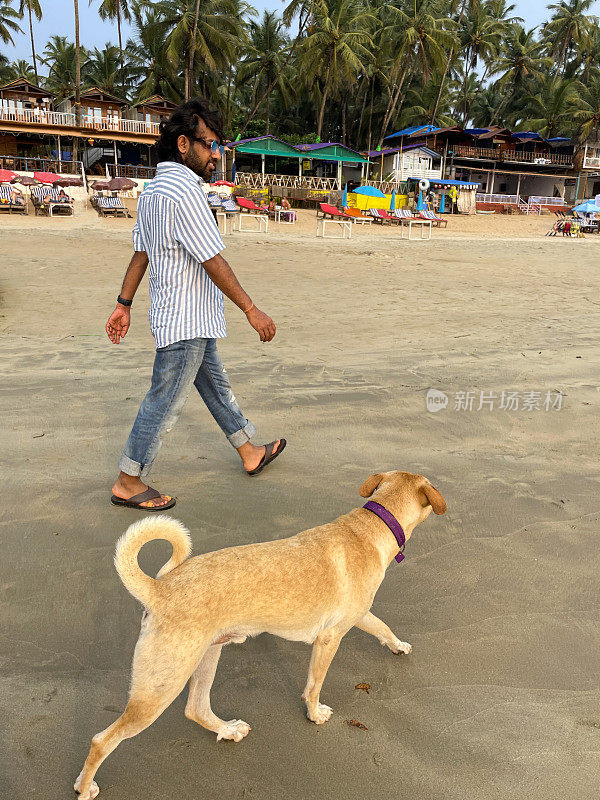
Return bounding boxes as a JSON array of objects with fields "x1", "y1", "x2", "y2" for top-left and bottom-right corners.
[
  {"x1": 281, "y1": 197, "x2": 296, "y2": 222},
  {"x1": 57, "y1": 189, "x2": 70, "y2": 203},
  {"x1": 10, "y1": 188, "x2": 25, "y2": 205},
  {"x1": 268, "y1": 199, "x2": 277, "y2": 214}
]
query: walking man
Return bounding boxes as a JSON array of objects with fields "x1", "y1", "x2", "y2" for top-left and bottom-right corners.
[{"x1": 106, "y1": 98, "x2": 285, "y2": 511}]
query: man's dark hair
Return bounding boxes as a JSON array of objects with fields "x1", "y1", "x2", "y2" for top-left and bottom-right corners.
[{"x1": 156, "y1": 97, "x2": 224, "y2": 163}]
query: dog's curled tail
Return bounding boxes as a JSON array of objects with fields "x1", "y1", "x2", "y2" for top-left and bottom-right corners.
[{"x1": 114, "y1": 515, "x2": 192, "y2": 607}]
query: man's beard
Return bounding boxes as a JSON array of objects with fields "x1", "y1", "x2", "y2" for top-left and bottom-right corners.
[{"x1": 182, "y1": 149, "x2": 216, "y2": 182}]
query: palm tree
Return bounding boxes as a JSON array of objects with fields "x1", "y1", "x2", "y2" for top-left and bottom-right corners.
[
  {"x1": 237, "y1": 11, "x2": 290, "y2": 133},
  {"x1": 10, "y1": 57, "x2": 36, "y2": 80},
  {"x1": 573, "y1": 78, "x2": 600, "y2": 139},
  {"x1": 147, "y1": 0, "x2": 242, "y2": 101},
  {"x1": 42, "y1": 36, "x2": 84, "y2": 101},
  {"x1": 126, "y1": 2, "x2": 182, "y2": 101},
  {"x1": 92, "y1": 0, "x2": 131, "y2": 96},
  {"x1": 519, "y1": 74, "x2": 579, "y2": 137},
  {"x1": 73, "y1": 0, "x2": 82, "y2": 163},
  {"x1": 0, "y1": 0, "x2": 23, "y2": 46},
  {"x1": 84, "y1": 43, "x2": 124, "y2": 95},
  {"x1": 18, "y1": 0, "x2": 41, "y2": 83},
  {"x1": 0, "y1": 52, "x2": 12, "y2": 82},
  {"x1": 543, "y1": 0, "x2": 595, "y2": 73},
  {"x1": 488, "y1": 26, "x2": 551, "y2": 125},
  {"x1": 299, "y1": 0, "x2": 376, "y2": 139},
  {"x1": 378, "y1": 0, "x2": 456, "y2": 146}
]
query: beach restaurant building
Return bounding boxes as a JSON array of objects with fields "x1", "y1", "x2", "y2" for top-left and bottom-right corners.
[
  {"x1": 383, "y1": 125, "x2": 600, "y2": 208},
  {"x1": 0, "y1": 78, "x2": 174, "y2": 179}
]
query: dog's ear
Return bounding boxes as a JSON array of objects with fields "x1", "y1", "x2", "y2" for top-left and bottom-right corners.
[
  {"x1": 359, "y1": 473, "x2": 384, "y2": 497},
  {"x1": 419, "y1": 482, "x2": 447, "y2": 515}
]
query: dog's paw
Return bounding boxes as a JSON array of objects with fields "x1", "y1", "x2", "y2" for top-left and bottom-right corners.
[
  {"x1": 307, "y1": 703, "x2": 333, "y2": 725},
  {"x1": 389, "y1": 638, "x2": 412, "y2": 655},
  {"x1": 74, "y1": 773, "x2": 99, "y2": 799},
  {"x1": 216, "y1": 719, "x2": 251, "y2": 742}
]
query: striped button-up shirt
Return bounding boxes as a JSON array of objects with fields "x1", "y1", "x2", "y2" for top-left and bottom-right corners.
[{"x1": 132, "y1": 161, "x2": 225, "y2": 349}]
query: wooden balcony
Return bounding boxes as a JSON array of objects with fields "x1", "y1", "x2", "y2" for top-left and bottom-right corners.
[
  {"x1": 452, "y1": 144, "x2": 572, "y2": 167},
  {"x1": 0, "y1": 106, "x2": 159, "y2": 144}
]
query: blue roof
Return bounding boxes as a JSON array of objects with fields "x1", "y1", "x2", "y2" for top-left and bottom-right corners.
[
  {"x1": 464, "y1": 128, "x2": 492, "y2": 135},
  {"x1": 512, "y1": 131, "x2": 542, "y2": 139},
  {"x1": 383, "y1": 124, "x2": 440, "y2": 140}
]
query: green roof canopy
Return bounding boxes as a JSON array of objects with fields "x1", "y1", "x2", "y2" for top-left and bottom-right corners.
[
  {"x1": 230, "y1": 136, "x2": 304, "y2": 159},
  {"x1": 298, "y1": 143, "x2": 370, "y2": 164},
  {"x1": 230, "y1": 136, "x2": 370, "y2": 163}
]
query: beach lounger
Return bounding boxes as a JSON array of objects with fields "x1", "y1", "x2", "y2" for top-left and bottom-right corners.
[
  {"x1": 316, "y1": 202, "x2": 352, "y2": 238},
  {"x1": 31, "y1": 185, "x2": 74, "y2": 216},
  {"x1": 0, "y1": 184, "x2": 28, "y2": 214},
  {"x1": 368, "y1": 208, "x2": 391, "y2": 224},
  {"x1": 343, "y1": 206, "x2": 372, "y2": 224},
  {"x1": 212, "y1": 196, "x2": 239, "y2": 235},
  {"x1": 93, "y1": 195, "x2": 132, "y2": 218},
  {"x1": 234, "y1": 196, "x2": 268, "y2": 232},
  {"x1": 419, "y1": 209, "x2": 448, "y2": 228},
  {"x1": 393, "y1": 209, "x2": 419, "y2": 221}
]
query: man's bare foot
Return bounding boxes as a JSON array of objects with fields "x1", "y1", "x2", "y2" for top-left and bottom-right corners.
[
  {"x1": 111, "y1": 472, "x2": 173, "y2": 509},
  {"x1": 237, "y1": 440, "x2": 282, "y2": 473}
]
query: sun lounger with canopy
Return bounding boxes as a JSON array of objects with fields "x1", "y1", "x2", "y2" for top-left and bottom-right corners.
[
  {"x1": 92, "y1": 195, "x2": 132, "y2": 218},
  {"x1": 0, "y1": 184, "x2": 28, "y2": 214},
  {"x1": 30, "y1": 185, "x2": 74, "y2": 216}
]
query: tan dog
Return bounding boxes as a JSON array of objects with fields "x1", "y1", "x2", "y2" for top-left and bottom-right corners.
[{"x1": 75, "y1": 470, "x2": 446, "y2": 799}]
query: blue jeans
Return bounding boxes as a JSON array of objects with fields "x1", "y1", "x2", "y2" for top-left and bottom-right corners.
[{"x1": 119, "y1": 338, "x2": 256, "y2": 478}]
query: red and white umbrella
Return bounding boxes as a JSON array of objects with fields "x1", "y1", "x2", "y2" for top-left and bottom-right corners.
[
  {"x1": 0, "y1": 168, "x2": 17, "y2": 183},
  {"x1": 212, "y1": 180, "x2": 235, "y2": 187},
  {"x1": 33, "y1": 171, "x2": 62, "y2": 184}
]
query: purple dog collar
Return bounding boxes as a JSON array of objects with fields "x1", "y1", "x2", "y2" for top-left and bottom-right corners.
[{"x1": 363, "y1": 501, "x2": 406, "y2": 563}]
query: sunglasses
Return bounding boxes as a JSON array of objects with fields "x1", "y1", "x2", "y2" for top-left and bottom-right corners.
[{"x1": 189, "y1": 135, "x2": 221, "y2": 154}]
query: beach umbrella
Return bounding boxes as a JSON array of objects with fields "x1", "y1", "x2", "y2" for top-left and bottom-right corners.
[
  {"x1": 416, "y1": 190, "x2": 424, "y2": 211},
  {"x1": 573, "y1": 200, "x2": 600, "y2": 214},
  {"x1": 342, "y1": 183, "x2": 348, "y2": 207},
  {"x1": 213, "y1": 180, "x2": 235, "y2": 187},
  {"x1": 53, "y1": 176, "x2": 83, "y2": 187},
  {"x1": 34, "y1": 171, "x2": 62, "y2": 184},
  {"x1": 0, "y1": 168, "x2": 17, "y2": 183},
  {"x1": 14, "y1": 175, "x2": 39, "y2": 186},
  {"x1": 107, "y1": 177, "x2": 137, "y2": 191},
  {"x1": 90, "y1": 180, "x2": 110, "y2": 190},
  {"x1": 439, "y1": 192, "x2": 446, "y2": 213},
  {"x1": 353, "y1": 185, "x2": 386, "y2": 198},
  {"x1": 390, "y1": 189, "x2": 396, "y2": 210}
]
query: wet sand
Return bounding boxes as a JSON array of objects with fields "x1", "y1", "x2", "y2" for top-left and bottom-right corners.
[{"x1": 1, "y1": 211, "x2": 600, "y2": 799}]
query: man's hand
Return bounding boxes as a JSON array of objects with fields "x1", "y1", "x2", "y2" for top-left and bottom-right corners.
[
  {"x1": 106, "y1": 306, "x2": 131, "y2": 344},
  {"x1": 246, "y1": 307, "x2": 276, "y2": 342}
]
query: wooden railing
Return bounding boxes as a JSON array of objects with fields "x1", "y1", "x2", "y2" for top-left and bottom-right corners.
[
  {"x1": 453, "y1": 144, "x2": 572, "y2": 166},
  {"x1": 235, "y1": 172, "x2": 340, "y2": 190},
  {"x1": 81, "y1": 115, "x2": 159, "y2": 136},
  {"x1": 0, "y1": 154, "x2": 83, "y2": 174},
  {"x1": 0, "y1": 107, "x2": 75, "y2": 126},
  {"x1": 107, "y1": 163, "x2": 156, "y2": 179},
  {"x1": 452, "y1": 146, "x2": 497, "y2": 159}
]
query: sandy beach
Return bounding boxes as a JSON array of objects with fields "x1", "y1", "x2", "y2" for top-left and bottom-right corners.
[{"x1": 2, "y1": 209, "x2": 599, "y2": 800}]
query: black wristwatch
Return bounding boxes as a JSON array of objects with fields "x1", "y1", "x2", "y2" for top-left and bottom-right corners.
[{"x1": 117, "y1": 295, "x2": 132, "y2": 307}]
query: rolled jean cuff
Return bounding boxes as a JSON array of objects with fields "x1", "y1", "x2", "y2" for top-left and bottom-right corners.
[
  {"x1": 227, "y1": 421, "x2": 256, "y2": 448},
  {"x1": 118, "y1": 453, "x2": 147, "y2": 479}
]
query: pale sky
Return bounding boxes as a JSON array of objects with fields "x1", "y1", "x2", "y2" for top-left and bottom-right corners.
[{"x1": 5, "y1": 0, "x2": 598, "y2": 70}]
